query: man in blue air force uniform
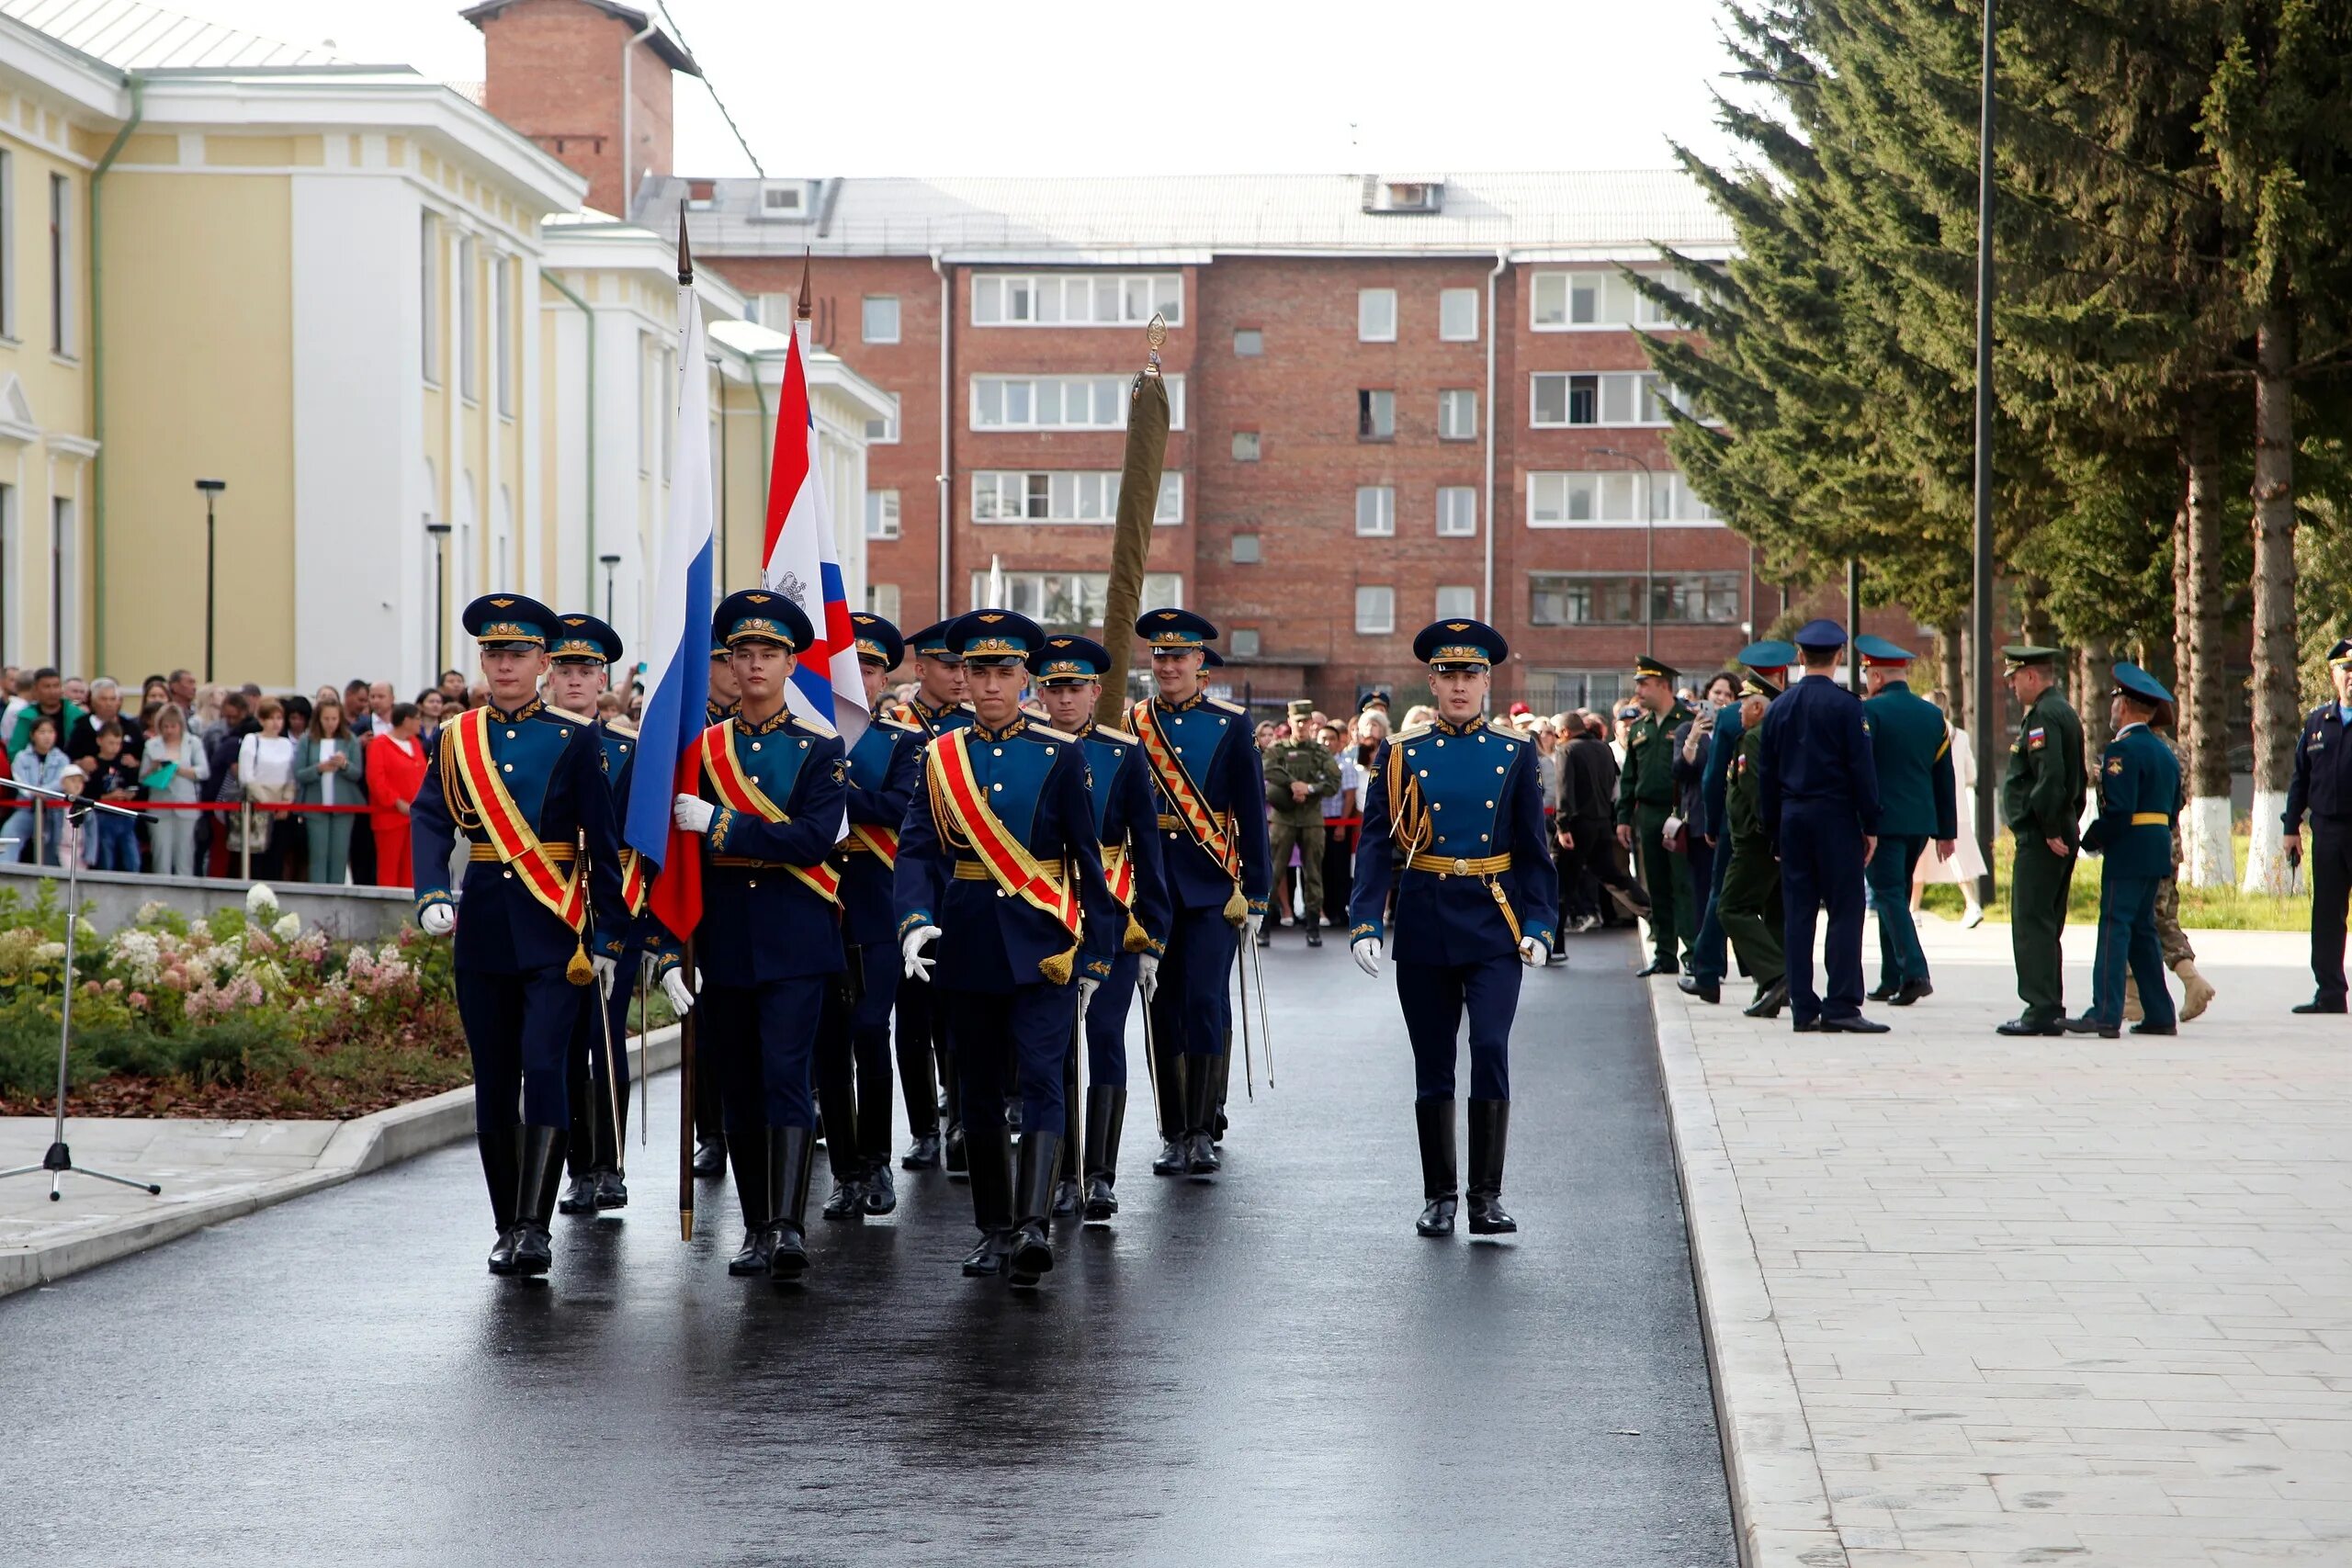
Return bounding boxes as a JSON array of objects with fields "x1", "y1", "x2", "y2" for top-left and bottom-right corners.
[
  {"x1": 2283, "y1": 638, "x2": 2352, "y2": 1015},
  {"x1": 897, "y1": 610, "x2": 1120, "y2": 1290},
  {"x1": 2064, "y1": 663, "x2": 2184, "y2": 1039},
  {"x1": 1130, "y1": 609, "x2": 1272, "y2": 1180},
  {"x1": 1350, "y1": 619, "x2": 1555, "y2": 1239},
  {"x1": 890, "y1": 620, "x2": 976, "y2": 1175},
  {"x1": 813, "y1": 613, "x2": 923, "y2": 1223},
  {"x1": 688, "y1": 637, "x2": 742, "y2": 1180},
  {"x1": 411, "y1": 593, "x2": 628, "y2": 1278},
  {"x1": 1029, "y1": 634, "x2": 1170, "y2": 1223},
  {"x1": 664, "y1": 590, "x2": 848, "y2": 1283}
]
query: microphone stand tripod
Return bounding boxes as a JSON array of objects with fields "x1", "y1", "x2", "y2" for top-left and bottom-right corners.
[{"x1": 0, "y1": 781, "x2": 161, "y2": 1201}]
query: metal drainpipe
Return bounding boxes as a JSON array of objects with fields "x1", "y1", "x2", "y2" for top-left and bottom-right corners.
[
  {"x1": 542, "y1": 271, "x2": 595, "y2": 604},
  {"x1": 618, "y1": 18, "x2": 658, "y2": 218},
  {"x1": 932, "y1": 251, "x2": 950, "y2": 620},
  {"x1": 89, "y1": 73, "x2": 144, "y2": 673},
  {"x1": 1483, "y1": 247, "x2": 1506, "y2": 623}
]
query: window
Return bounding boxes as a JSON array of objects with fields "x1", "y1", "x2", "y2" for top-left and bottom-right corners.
[
  {"x1": 866, "y1": 582, "x2": 901, "y2": 622},
  {"x1": 1354, "y1": 586, "x2": 1395, "y2": 636},
  {"x1": 493, "y1": 256, "x2": 513, "y2": 418},
  {"x1": 457, "y1": 235, "x2": 478, "y2": 400},
  {"x1": 865, "y1": 489, "x2": 901, "y2": 540},
  {"x1": 1531, "y1": 267, "x2": 1696, "y2": 331},
  {"x1": 48, "y1": 174, "x2": 69, "y2": 356},
  {"x1": 50, "y1": 493, "x2": 70, "y2": 664},
  {"x1": 1231, "y1": 533, "x2": 1261, "y2": 564},
  {"x1": 1232, "y1": 431, "x2": 1261, "y2": 461},
  {"x1": 1526, "y1": 469, "x2": 1719, "y2": 526},
  {"x1": 1527, "y1": 572, "x2": 1743, "y2": 626},
  {"x1": 1230, "y1": 628, "x2": 1261, "y2": 658},
  {"x1": 972, "y1": 470, "x2": 1182, "y2": 525},
  {"x1": 1439, "y1": 288, "x2": 1478, "y2": 342},
  {"x1": 1358, "y1": 389, "x2": 1395, "y2": 440},
  {"x1": 1439, "y1": 389, "x2": 1477, "y2": 440},
  {"x1": 1358, "y1": 288, "x2": 1396, "y2": 342},
  {"x1": 1529, "y1": 670, "x2": 1623, "y2": 713},
  {"x1": 867, "y1": 392, "x2": 899, "y2": 445},
  {"x1": 1435, "y1": 585, "x2": 1478, "y2": 618},
  {"x1": 862, "y1": 295, "x2": 900, "y2": 344},
  {"x1": 1437, "y1": 486, "x2": 1478, "y2": 537},
  {"x1": 1528, "y1": 371, "x2": 1690, "y2": 428},
  {"x1": 0, "y1": 150, "x2": 15, "y2": 341},
  {"x1": 967, "y1": 570, "x2": 1182, "y2": 629},
  {"x1": 970, "y1": 373, "x2": 1185, "y2": 431},
  {"x1": 972, "y1": 272, "x2": 1182, "y2": 327},
  {"x1": 1355, "y1": 486, "x2": 1395, "y2": 536},
  {"x1": 1234, "y1": 328, "x2": 1263, "y2": 356},
  {"x1": 420, "y1": 213, "x2": 439, "y2": 382}
]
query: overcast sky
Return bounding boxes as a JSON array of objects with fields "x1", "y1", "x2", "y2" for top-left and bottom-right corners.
[{"x1": 181, "y1": 0, "x2": 1747, "y2": 178}]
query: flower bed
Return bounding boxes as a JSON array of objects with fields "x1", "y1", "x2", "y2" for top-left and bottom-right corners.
[{"x1": 0, "y1": 882, "x2": 470, "y2": 1120}]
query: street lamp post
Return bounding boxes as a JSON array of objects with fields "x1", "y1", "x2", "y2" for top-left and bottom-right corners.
[
  {"x1": 1593, "y1": 447, "x2": 1657, "y2": 651},
  {"x1": 425, "y1": 521, "x2": 452, "y2": 683},
  {"x1": 195, "y1": 480, "x2": 225, "y2": 682},
  {"x1": 1970, "y1": 0, "x2": 1999, "y2": 902},
  {"x1": 600, "y1": 553, "x2": 623, "y2": 625}
]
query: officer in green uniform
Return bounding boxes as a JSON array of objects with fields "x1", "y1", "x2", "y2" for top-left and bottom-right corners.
[
  {"x1": 1995, "y1": 645, "x2": 2086, "y2": 1036},
  {"x1": 1262, "y1": 697, "x2": 1341, "y2": 946},
  {"x1": 1719, "y1": 670, "x2": 1789, "y2": 1017},
  {"x1": 2064, "y1": 662, "x2": 2183, "y2": 1039},
  {"x1": 1858, "y1": 635, "x2": 1958, "y2": 1007},
  {"x1": 1615, "y1": 656, "x2": 1694, "y2": 976}
]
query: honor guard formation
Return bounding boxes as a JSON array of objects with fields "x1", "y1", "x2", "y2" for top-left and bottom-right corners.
[{"x1": 413, "y1": 585, "x2": 2267, "y2": 1288}]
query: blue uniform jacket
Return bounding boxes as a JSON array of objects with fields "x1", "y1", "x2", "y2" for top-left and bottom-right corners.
[
  {"x1": 2284, "y1": 703, "x2": 2352, "y2": 830},
  {"x1": 1077, "y1": 723, "x2": 1172, "y2": 957},
  {"x1": 1862, "y1": 681, "x2": 1959, "y2": 840},
  {"x1": 840, "y1": 716, "x2": 922, "y2": 948},
  {"x1": 1133, "y1": 693, "x2": 1273, "y2": 916},
  {"x1": 411, "y1": 700, "x2": 627, "y2": 974},
  {"x1": 1702, "y1": 704, "x2": 1743, "y2": 842},
  {"x1": 592, "y1": 715, "x2": 655, "y2": 958},
  {"x1": 690, "y1": 709, "x2": 848, "y2": 986},
  {"x1": 2081, "y1": 723, "x2": 2181, "y2": 880},
  {"x1": 1349, "y1": 715, "x2": 1557, "y2": 965},
  {"x1": 903, "y1": 695, "x2": 975, "y2": 739},
  {"x1": 894, "y1": 716, "x2": 1121, "y2": 992},
  {"x1": 1758, "y1": 674, "x2": 1883, "y2": 840}
]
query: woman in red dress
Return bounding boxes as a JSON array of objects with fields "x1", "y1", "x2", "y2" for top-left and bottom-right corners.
[{"x1": 366, "y1": 702, "x2": 430, "y2": 887}]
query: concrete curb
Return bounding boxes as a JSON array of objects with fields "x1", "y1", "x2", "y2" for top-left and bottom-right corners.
[
  {"x1": 1645, "y1": 977, "x2": 1847, "y2": 1568},
  {"x1": 0, "y1": 1024, "x2": 682, "y2": 1301}
]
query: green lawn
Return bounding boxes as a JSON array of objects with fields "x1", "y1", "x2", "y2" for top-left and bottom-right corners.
[{"x1": 1918, "y1": 833, "x2": 2309, "y2": 931}]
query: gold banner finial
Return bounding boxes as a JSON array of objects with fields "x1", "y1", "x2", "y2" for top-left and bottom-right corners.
[{"x1": 1143, "y1": 311, "x2": 1167, "y2": 379}]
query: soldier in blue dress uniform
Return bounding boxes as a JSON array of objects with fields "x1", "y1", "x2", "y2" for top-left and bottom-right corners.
[
  {"x1": 2066, "y1": 663, "x2": 2184, "y2": 1038},
  {"x1": 664, "y1": 589, "x2": 848, "y2": 1281},
  {"x1": 892, "y1": 619, "x2": 976, "y2": 1175},
  {"x1": 1028, "y1": 633, "x2": 1170, "y2": 1223},
  {"x1": 896, "y1": 610, "x2": 1120, "y2": 1287},
  {"x1": 412, "y1": 593, "x2": 628, "y2": 1277},
  {"x1": 689, "y1": 637, "x2": 739, "y2": 1179},
  {"x1": 1349, "y1": 618, "x2": 1555, "y2": 1237},
  {"x1": 2283, "y1": 638, "x2": 2352, "y2": 1014},
  {"x1": 1129, "y1": 609, "x2": 1272, "y2": 1179},
  {"x1": 1756, "y1": 619, "x2": 1888, "y2": 1033},
  {"x1": 814, "y1": 612, "x2": 923, "y2": 1222}
]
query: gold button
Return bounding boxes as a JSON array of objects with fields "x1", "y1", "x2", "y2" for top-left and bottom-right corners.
[
  {"x1": 505, "y1": 730, "x2": 516, "y2": 739},
  {"x1": 752, "y1": 741, "x2": 762, "y2": 751},
  {"x1": 1453, "y1": 858, "x2": 1468, "y2": 874},
  {"x1": 503, "y1": 763, "x2": 514, "y2": 773},
  {"x1": 993, "y1": 749, "x2": 1003, "y2": 757}
]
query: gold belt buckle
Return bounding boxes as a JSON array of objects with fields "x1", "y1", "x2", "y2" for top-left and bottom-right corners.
[{"x1": 1452, "y1": 856, "x2": 1469, "y2": 875}]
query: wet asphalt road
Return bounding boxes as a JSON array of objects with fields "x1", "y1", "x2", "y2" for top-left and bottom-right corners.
[{"x1": 0, "y1": 933, "x2": 1733, "y2": 1568}]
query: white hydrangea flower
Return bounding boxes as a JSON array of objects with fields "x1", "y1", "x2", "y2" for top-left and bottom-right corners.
[
  {"x1": 271, "y1": 911, "x2": 300, "y2": 942},
  {"x1": 244, "y1": 883, "x2": 278, "y2": 918}
]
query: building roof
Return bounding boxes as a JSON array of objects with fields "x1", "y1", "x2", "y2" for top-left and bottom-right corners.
[
  {"x1": 0, "y1": 0, "x2": 338, "y2": 70},
  {"x1": 459, "y1": 0, "x2": 697, "y2": 77},
  {"x1": 660, "y1": 170, "x2": 1736, "y2": 263}
]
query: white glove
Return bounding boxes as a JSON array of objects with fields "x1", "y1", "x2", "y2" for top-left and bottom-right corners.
[
  {"x1": 901, "y1": 924, "x2": 941, "y2": 981},
  {"x1": 1352, "y1": 936, "x2": 1381, "y2": 979},
  {"x1": 1136, "y1": 952, "x2": 1160, "y2": 1003},
  {"x1": 592, "y1": 953, "x2": 617, "y2": 999},
  {"x1": 1245, "y1": 912, "x2": 1263, "y2": 942},
  {"x1": 672, "y1": 794, "x2": 715, "y2": 834},
  {"x1": 1078, "y1": 976, "x2": 1101, "y2": 1009},
  {"x1": 419, "y1": 902, "x2": 455, "y2": 937},
  {"x1": 1519, "y1": 936, "x2": 1549, "y2": 967},
  {"x1": 660, "y1": 967, "x2": 697, "y2": 1015}
]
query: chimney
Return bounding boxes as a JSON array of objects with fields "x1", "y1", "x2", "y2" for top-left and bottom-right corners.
[{"x1": 464, "y1": 0, "x2": 700, "y2": 218}]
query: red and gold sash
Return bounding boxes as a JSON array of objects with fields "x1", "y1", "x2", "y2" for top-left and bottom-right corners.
[
  {"x1": 695, "y1": 720, "x2": 841, "y2": 906},
  {"x1": 928, "y1": 730, "x2": 1080, "y2": 980},
  {"x1": 618, "y1": 848, "x2": 650, "y2": 916},
  {"x1": 441, "y1": 707, "x2": 587, "y2": 937},
  {"x1": 1131, "y1": 697, "x2": 1248, "y2": 923},
  {"x1": 848, "y1": 824, "x2": 899, "y2": 866},
  {"x1": 1101, "y1": 843, "x2": 1133, "y2": 906}
]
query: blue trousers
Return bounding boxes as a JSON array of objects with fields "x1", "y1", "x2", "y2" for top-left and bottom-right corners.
[
  {"x1": 817, "y1": 942, "x2": 897, "y2": 1173},
  {"x1": 456, "y1": 965, "x2": 581, "y2": 1134},
  {"x1": 1150, "y1": 903, "x2": 1238, "y2": 1060},
  {"x1": 1081, "y1": 950, "x2": 1136, "y2": 1087},
  {"x1": 1395, "y1": 952, "x2": 1520, "y2": 1102},
  {"x1": 1778, "y1": 801, "x2": 1868, "y2": 1024},
  {"x1": 953, "y1": 982, "x2": 1075, "y2": 1138},
  {"x1": 1868, "y1": 836, "x2": 1929, "y2": 986},
  {"x1": 701, "y1": 976, "x2": 825, "y2": 1134},
  {"x1": 565, "y1": 950, "x2": 639, "y2": 1172},
  {"x1": 2090, "y1": 873, "x2": 2174, "y2": 1028},
  {"x1": 1690, "y1": 833, "x2": 1729, "y2": 983}
]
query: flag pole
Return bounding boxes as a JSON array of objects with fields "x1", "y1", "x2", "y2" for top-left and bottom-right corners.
[{"x1": 674, "y1": 202, "x2": 700, "y2": 1243}]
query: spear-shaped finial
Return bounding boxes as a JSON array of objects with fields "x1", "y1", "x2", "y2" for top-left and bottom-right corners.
[
  {"x1": 797, "y1": 246, "x2": 812, "y2": 321},
  {"x1": 675, "y1": 201, "x2": 693, "y2": 286}
]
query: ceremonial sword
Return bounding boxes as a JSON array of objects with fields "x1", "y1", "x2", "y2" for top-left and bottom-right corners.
[
  {"x1": 578, "y1": 832, "x2": 626, "y2": 1179},
  {"x1": 1245, "y1": 924, "x2": 1273, "y2": 1089}
]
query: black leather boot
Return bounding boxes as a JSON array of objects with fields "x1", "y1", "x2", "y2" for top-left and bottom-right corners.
[
  {"x1": 1081, "y1": 1085, "x2": 1125, "y2": 1223},
  {"x1": 1184, "y1": 1055, "x2": 1222, "y2": 1177},
  {"x1": 594, "y1": 1168, "x2": 628, "y2": 1210},
  {"x1": 767, "y1": 1127, "x2": 813, "y2": 1280},
  {"x1": 692, "y1": 1134, "x2": 728, "y2": 1178},
  {"x1": 1151, "y1": 1049, "x2": 1188, "y2": 1176},
  {"x1": 1465, "y1": 1100, "x2": 1516, "y2": 1235},
  {"x1": 1008, "y1": 1131, "x2": 1060, "y2": 1288},
  {"x1": 862, "y1": 1159, "x2": 898, "y2": 1216},
  {"x1": 961, "y1": 1125, "x2": 1014, "y2": 1277},
  {"x1": 509, "y1": 1125, "x2": 566, "y2": 1276},
  {"x1": 1050, "y1": 1048, "x2": 1082, "y2": 1219},
  {"x1": 1414, "y1": 1100, "x2": 1458, "y2": 1237},
  {"x1": 478, "y1": 1126, "x2": 521, "y2": 1274},
  {"x1": 1305, "y1": 916, "x2": 1322, "y2": 948},
  {"x1": 820, "y1": 1092, "x2": 865, "y2": 1222},
  {"x1": 896, "y1": 1024, "x2": 940, "y2": 1168},
  {"x1": 726, "y1": 1132, "x2": 774, "y2": 1276},
  {"x1": 1214, "y1": 1032, "x2": 1232, "y2": 1145},
  {"x1": 559, "y1": 1173, "x2": 599, "y2": 1215}
]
